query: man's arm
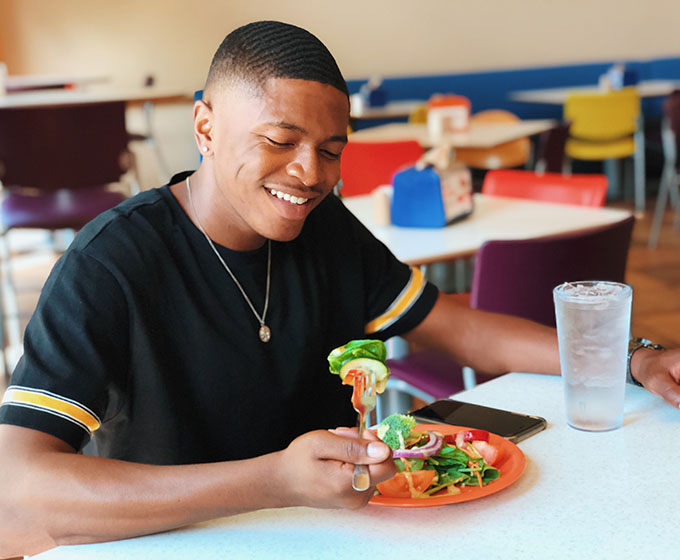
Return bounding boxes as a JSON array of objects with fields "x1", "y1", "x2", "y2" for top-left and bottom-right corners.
[
  {"x1": 0, "y1": 425, "x2": 394, "y2": 557},
  {"x1": 406, "y1": 292, "x2": 680, "y2": 409},
  {"x1": 404, "y1": 292, "x2": 561, "y2": 375}
]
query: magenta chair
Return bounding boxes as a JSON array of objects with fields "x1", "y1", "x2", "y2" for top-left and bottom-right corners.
[
  {"x1": 385, "y1": 216, "x2": 635, "y2": 402},
  {"x1": 0, "y1": 101, "x2": 136, "y2": 379}
]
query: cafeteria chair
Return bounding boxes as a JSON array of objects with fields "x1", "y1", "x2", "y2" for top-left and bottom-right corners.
[
  {"x1": 339, "y1": 140, "x2": 424, "y2": 197},
  {"x1": 382, "y1": 215, "x2": 635, "y2": 409},
  {"x1": 454, "y1": 110, "x2": 531, "y2": 170},
  {"x1": 408, "y1": 103, "x2": 428, "y2": 124},
  {"x1": 563, "y1": 87, "x2": 644, "y2": 213},
  {"x1": 481, "y1": 169, "x2": 608, "y2": 207},
  {"x1": 534, "y1": 121, "x2": 571, "y2": 174},
  {"x1": 0, "y1": 101, "x2": 138, "y2": 381},
  {"x1": 649, "y1": 90, "x2": 680, "y2": 247}
]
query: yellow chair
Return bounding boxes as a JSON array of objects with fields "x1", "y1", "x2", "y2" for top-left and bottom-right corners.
[
  {"x1": 408, "y1": 103, "x2": 428, "y2": 124},
  {"x1": 454, "y1": 109, "x2": 531, "y2": 170},
  {"x1": 564, "y1": 87, "x2": 644, "y2": 213}
]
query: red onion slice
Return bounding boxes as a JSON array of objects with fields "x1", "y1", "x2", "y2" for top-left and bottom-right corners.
[{"x1": 392, "y1": 431, "x2": 443, "y2": 459}]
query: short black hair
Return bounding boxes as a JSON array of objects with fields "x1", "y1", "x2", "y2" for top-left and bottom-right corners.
[{"x1": 205, "y1": 20, "x2": 348, "y2": 97}]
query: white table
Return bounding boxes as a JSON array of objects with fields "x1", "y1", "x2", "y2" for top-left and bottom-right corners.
[
  {"x1": 350, "y1": 98, "x2": 424, "y2": 120},
  {"x1": 343, "y1": 193, "x2": 632, "y2": 266},
  {"x1": 34, "y1": 373, "x2": 679, "y2": 559},
  {"x1": 510, "y1": 79, "x2": 680, "y2": 105},
  {"x1": 349, "y1": 119, "x2": 556, "y2": 149},
  {"x1": 5, "y1": 74, "x2": 109, "y2": 93},
  {"x1": 0, "y1": 86, "x2": 194, "y2": 109}
]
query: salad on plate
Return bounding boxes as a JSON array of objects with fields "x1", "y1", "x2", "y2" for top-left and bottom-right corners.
[{"x1": 375, "y1": 413, "x2": 500, "y2": 499}]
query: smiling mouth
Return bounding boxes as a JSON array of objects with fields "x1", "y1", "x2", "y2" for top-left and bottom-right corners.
[{"x1": 268, "y1": 188, "x2": 309, "y2": 205}]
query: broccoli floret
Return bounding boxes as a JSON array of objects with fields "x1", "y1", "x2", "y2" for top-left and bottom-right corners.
[{"x1": 376, "y1": 414, "x2": 417, "y2": 449}]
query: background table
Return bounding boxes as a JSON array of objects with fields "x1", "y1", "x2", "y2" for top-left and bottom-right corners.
[
  {"x1": 343, "y1": 193, "x2": 632, "y2": 265},
  {"x1": 350, "y1": 98, "x2": 423, "y2": 120},
  {"x1": 34, "y1": 373, "x2": 679, "y2": 559},
  {"x1": 0, "y1": 86, "x2": 194, "y2": 109},
  {"x1": 509, "y1": 79, "x2": 680, "y2": 105},
  {"x1": 349, "y1": 119, "x2": 556, "y2": 148},
  {"x1": 5, "y1": 74, "x2": 109, "y2": 93}
]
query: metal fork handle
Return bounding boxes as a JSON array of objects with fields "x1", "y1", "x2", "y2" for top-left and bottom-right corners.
[
  {"x1": 352, "y1": 411, "x2": 371, "y2": 491},
  {"x1": 352, "y1": 463, "x2": 371, "y2": 491}
]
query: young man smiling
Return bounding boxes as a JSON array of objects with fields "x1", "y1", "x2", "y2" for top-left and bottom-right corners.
[{"x1": 0, "y1": 20, "x2": 678, "y2": 557}]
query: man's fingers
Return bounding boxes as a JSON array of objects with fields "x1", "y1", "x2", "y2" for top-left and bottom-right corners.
[
  {"x1": 316, "y1": 430, "x2": 391, "y2": 464},
  {"x1": 657, "y1": 381, "x2": 680, "y2": 410}
]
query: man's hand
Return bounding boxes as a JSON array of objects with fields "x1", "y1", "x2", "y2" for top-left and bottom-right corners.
[
  {"x1": 275, "y1": 428, "x2": 396, "y2": 509},
  {"x1": 631, "y1": 347, "x2": 680, "y2": 409}
]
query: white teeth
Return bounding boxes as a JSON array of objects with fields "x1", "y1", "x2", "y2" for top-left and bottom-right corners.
[{"x1": 269, "y1": 188, "x2": 308, "y2": 205}]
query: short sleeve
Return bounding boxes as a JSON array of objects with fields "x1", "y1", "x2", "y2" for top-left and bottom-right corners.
[
  {"x1": 0, "y1": 249, "x2": 129, "y2": 450},
  {"x1": 325, "y1": 195, "x2": 439, "y2": 340}
]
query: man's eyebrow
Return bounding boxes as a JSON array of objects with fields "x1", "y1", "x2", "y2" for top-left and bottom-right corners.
[{"x1": 266, "y1": 121, "x2": 347, "y2": 143}]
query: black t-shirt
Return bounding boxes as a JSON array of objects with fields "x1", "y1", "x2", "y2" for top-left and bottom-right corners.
[{"x1": 0, "y1": 172, "x2": 438, "y2": 464}]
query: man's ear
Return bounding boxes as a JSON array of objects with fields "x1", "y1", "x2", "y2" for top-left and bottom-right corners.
[{"x1": 193, "y1": 100, "x2": 214, "y2": 155}]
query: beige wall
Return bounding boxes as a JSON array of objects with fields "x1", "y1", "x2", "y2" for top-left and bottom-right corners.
[
  {"x1": 1, "y1": 0, "x2": 679, "y2": 185},
  {"x1": 2, "y1": 0, "x2": 679, "y2": 88}
]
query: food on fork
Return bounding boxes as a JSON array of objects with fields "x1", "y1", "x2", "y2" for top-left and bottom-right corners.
[
  {"x1": 327, "y1": 339, "x2": 390, "y2": 393},
  {"x1": 375, "y1": 414, "x2": 501, "y2": 499}
]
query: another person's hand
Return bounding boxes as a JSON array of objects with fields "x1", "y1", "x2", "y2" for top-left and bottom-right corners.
[
  {"x1": 631, "y1": 347, "x2": 680, "y2": 409},
  {"x1": 275, "y1": 428, "x2": 395, "y2": 510}
]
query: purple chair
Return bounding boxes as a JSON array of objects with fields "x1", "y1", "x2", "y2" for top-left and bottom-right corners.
[
  {"x1": 0, "y1": 101, "x2": 136, "y2": 378},
  {"x1": 385, "y1": 215, "x2": 636, "y2": 401}
]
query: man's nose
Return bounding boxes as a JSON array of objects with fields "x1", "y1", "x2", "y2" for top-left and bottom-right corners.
[{"x1": 286, "y1": 148, "x2": 321, "y2": 187}]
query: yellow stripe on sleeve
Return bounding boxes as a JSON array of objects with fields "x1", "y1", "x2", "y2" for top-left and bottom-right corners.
[
  {"x1": 365, "y1": 266, "x2": 426, "y2": 334},
  {"x1": 1, "y1": 387, "x2": 101, "y2": 434}
]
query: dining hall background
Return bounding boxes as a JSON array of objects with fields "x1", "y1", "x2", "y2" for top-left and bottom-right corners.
[
  {"x1": 0, "y1": 0, "x2": 679, "y2": 385},
  {"x1": 2, "y1": 0, "x2": 679, "y2": 186}
]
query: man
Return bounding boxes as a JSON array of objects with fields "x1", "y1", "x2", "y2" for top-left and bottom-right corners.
[{"x1": 0, "y1": 21, "x2": 678, "y2": 557}]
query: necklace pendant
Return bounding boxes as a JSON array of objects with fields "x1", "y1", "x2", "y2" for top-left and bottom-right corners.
[{"x1": 259, "y1": 324, "x2": 271, "y2": 343}]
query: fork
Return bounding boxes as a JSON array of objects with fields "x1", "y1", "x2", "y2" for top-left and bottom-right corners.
[{"x1": 351, "y1": 370, "x2": 377, "y2": 491}]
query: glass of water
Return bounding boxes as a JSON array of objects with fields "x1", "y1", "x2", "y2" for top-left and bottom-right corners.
[{"x1": 553, "y1": 281, "x2": 633, "y2": 432}]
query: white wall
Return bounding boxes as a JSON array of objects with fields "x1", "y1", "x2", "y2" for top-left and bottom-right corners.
[{"x1": 2, "y1": 0, "x2": 679, "y2": 185}]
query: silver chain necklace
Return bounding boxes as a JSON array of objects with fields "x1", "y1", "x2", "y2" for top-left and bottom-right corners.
[{"x1": 185, "y1": 177, "x2": 272, "y2": 343}]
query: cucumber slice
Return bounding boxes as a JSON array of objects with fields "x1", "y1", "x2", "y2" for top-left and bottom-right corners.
[{"x1": 339, "y1": 357, "x2": 390, "y2": 394}]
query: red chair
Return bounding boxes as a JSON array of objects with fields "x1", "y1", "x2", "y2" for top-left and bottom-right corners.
[
  {"x1": 482, "y1": 169, "x2": 608, "y2": 207},
  {"x1": 385, "y1": 216, "x2": 635, "y2": 402},
  {"x1": 339, "y1": 140, "x2": 424, "y2": 197}
]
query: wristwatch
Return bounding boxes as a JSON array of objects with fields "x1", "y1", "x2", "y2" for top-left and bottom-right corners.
[{"x1": 627, "y1": 337, "x2": 666, "y2": 387}]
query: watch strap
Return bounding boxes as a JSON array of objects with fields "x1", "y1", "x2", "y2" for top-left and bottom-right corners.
[{"x1": 627, "y1": 337, "x2": 665, "y2": 387}]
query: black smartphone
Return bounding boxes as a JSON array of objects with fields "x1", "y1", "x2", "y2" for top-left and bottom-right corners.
[{"x1": 409, "y1": 399, "x2": 547, "y2": 443}]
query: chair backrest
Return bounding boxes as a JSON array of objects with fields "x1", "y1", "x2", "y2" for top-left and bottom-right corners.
[
  {"x1": 564, "y1": 87, "x2": 640, "y2": 141},
  {"x1": 0, "y1": 101, "x2": 129, "y2": 190},
  {"x1": 663, "y1": 89, "x2": 680, "y2": 172},
  {"x1": 482, "y1": 169, "x2": 608, "y2": 207},
  {"x1": 339, "y1": 140, "x2": 424, "y2": 197},
  {"x1": 454, "y1": 109, "x2": 530, "y2": 169},
  {"x1": 534, "y1": 121, "x2": 570, "y2": 173},
  {"x1": 469, "y1": 216, "x2": 635, "y2": 327}
]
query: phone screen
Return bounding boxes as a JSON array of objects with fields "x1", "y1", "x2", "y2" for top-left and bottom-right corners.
[{"x1": 410, "y1": 399, "x2": 547, "y2": 443}]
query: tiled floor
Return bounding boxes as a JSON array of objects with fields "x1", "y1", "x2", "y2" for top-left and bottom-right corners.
[{"x1": 2, "y1": 198, "x2": 680, "y2": 390}]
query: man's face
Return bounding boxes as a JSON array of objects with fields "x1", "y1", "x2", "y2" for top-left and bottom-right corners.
[{"x1": 206, "y1": 78, "x2": 349, "y2": 248}]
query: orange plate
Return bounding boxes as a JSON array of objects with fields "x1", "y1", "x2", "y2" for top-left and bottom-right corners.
[{"x1": 370, "y1": 424, "x2": 525, "y2": 508}]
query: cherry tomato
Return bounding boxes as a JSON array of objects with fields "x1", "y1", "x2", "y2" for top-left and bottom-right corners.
[{"x1": 443, "y1": 429, "x2": 490, "y2": 445}]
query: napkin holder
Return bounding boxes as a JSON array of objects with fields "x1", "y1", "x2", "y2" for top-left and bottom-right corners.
[{"x1": 391, "y1": 145, "x2": 474, "y2": 228}]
